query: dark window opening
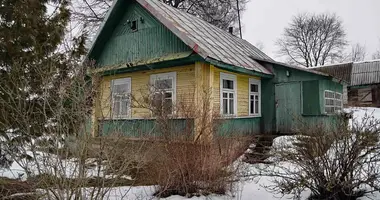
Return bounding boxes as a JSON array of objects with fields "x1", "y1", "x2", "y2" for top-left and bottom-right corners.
[{"x1": 131, "y1": 20, "x2": 138, "y2": 31}]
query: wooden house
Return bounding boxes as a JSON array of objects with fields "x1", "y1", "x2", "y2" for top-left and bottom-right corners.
[
  {"x1": 314, "y1": 60, "x2": 380, "y2": 107},
  {"x1": 87, "y1": 0, "x2": 344, "y2": 138}
]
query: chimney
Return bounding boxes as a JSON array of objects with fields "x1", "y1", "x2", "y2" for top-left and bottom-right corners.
[{"x1": 228, "y1": 27, "x2": 233, "y2": 34}]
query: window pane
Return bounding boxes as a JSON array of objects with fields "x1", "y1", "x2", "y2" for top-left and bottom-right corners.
[
  {"x1": 164, "y1": 92, "x2": 172, "y2": 99},
  {"x1": 325, "y1": 106, "x2": 334, "y2": 114},
  {"x1": 113, "y1": 84, "x2": 128, "y2": 93},
  {"x1": 250, "y1": 84, "x2": 258, "y2": 92},
  {"x1": 229, "y1": 93, "x2": 234, "y2": 99},
  {"x1": 152, "y1": 93, "x2": 163, "y2": 108},
  {"x1": 164, "y1": 98, "x2": 172, "y2": 113},
  {"x1": 229, "y1": 99, "x2": 234, "y2": 114},
  {"x1": 223, "y1": 93, "x2": 228, "y2": 98},
  {"x1": 250, "y1": 95, "x2": 254, "y2": 100},
  {"x1": 155, "y1": 79, "x2": 172, "y2": 89},
  {"x1": 326, "y1": 99, "x2": 334, "y2": 106},
  {"x1": 121, "y1": 101, "x2": 128, "y2": 115},
  {"x1": 113, "y1": 96, "x2": 122, "y2": 102},
  {"x1": 113, "y1": 101, "x2": 120, "y2": 116},
  {"x1": 255, "y1": 95, "x2": 259, "y2": 101},
  {"x1": 223, "y1": 80, "x2": 234, "y2": 89},
  {"x1": 223, "y1": 99, "x2": 228, "y2": 114},
  {"x1": 255, "y1": 99, "x2": 259, "y2": 114}
]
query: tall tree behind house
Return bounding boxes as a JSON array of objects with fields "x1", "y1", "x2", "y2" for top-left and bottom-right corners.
[
  {"x1": 276, "y1": 13, "x2": 348, "y2": 68},
  {"x1": 71, "y1": 0, "x2": 248, "y2": 38},
  {"x1": 0, "y1": 0, "x2": 87, "y2": 167}
]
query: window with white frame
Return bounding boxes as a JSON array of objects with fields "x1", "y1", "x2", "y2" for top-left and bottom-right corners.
[
  {"x1": 249, "y1": 78, "x2": 261, "y2": 116},
  {"x1": 324, "y1": 90, "x2": 343, "y2": 114},
  {"x1": 111, "y1": 78, "x2": 131, "y2": 118},
  {"x1": 220, "y1": 72, "x2": 237, "y2": 115},
  {"x1": 150, "y1": 72, "x2": 176, "y2": 116}
]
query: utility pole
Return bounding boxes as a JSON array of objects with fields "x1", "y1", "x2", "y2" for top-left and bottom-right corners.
[{"x1": 236, "y1": 0, "x2": 242, "y2": 38}]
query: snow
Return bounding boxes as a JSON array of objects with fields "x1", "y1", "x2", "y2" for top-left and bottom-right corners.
[{"x1": 1, "y1": 107, "x2": 380, "y2": 200}]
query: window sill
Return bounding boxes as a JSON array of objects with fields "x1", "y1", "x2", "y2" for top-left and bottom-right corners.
[{"x1": 220, "y1": 115, "x2": 261, "y2": 119}]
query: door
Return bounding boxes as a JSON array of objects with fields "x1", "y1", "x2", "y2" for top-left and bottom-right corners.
[{"x1": 275, "y1": 82, "x2": 302, "y2": 133}]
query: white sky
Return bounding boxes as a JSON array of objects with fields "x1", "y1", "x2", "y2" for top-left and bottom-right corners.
[{"x1": 241, "y1": 0, "x2": 380, "y2": 61}]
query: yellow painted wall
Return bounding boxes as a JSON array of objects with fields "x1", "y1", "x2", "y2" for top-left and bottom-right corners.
[
  {"x1": 95, "y1": 63, "x2": 259, "y2": 120},
  {"x1": 97, "y1": 65, "x2": 195, "y2": 119},
  {"x1": 212, "y1": 66, "x2": 260, "y2": 117}
]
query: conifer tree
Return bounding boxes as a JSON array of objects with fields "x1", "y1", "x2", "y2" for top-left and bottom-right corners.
[{"x1": 0, "y1": 0, "x2": 87, "y2": 167}]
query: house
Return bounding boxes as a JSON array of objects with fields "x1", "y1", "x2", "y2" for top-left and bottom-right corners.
[
  {"x1": 313, "y1": 60, "x2": 380, "y2": 107},
  {"x1": 87, "y1": 0, "x2": 343, "y2": 138}
]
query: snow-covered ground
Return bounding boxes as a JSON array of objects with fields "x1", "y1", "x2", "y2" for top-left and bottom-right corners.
[{"x1": 1, "y1": 107, "x2": 380, "y2": 200}]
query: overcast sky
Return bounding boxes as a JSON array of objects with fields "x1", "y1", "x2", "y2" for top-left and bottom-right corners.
[{"x1": 241, "y1": 0, "x2": 380, "y2": 61}]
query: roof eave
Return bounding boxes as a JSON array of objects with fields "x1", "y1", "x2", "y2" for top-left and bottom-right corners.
[{"x1": 206, "y1": 58, "x2": 273, "y2": 78}]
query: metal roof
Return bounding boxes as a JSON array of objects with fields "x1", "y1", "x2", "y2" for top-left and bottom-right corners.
[
  {"x1": 87, "y1": 0, "x2": 334, "y2": 78},
  {"x1": 312, "y1": 60, "x2": 380, "y2": 86},
  {"x1": 313, "y1": 63, "x2": 353, "y2": 84},
  {"x1": 136, "y1": 0, "x2": 273, "y2": 75},
  {"x1": 351, "y1": 60, "x2": 380, "y2": 86}
]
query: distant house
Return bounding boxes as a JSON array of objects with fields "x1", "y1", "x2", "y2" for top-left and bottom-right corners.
[
  {"x1": 87, "y1": 0, "x2": 343, "y2": 138},
  {"x1": 313, "y1": 60, "x2": 380, "y2": 107}
]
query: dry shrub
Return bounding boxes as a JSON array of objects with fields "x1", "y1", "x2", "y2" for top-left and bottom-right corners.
[
  {"x1": 151, "y1": 137, "x2": 248, "y2": 198},
  {"x1": 126, "y1": 86, "x2": 251, "y2": 197},
  {"x1": 258, "y1": 114, "x2": 380, "y2": 200}
]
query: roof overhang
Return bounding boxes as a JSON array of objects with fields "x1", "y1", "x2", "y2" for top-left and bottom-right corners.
[
  {"x1": 89, "y1": 53, "x2": 202, "y2": 76},
  {"x1": 206, "y1": 58, "x2": 274, "y2": 78}
]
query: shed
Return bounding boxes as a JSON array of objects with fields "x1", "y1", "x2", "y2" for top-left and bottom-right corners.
[{"x1": 314, "y1": 60, "x2": 380, "y2": 107}]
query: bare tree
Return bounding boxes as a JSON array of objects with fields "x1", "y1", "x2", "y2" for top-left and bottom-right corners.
[
  {"x1": 276, "y1": 13, "x2": 348, "y2": 68},
  {"x1": 71, "y1": 0, "x2": 249, "y2": 39},
  {"x1": 373, "y1": 39, "x2": 380, "y2": 59},
  {"x1": 373, "y1": 51, "x2": 380, "y2": 60},
  {"x1": 350, "y1": 43, "x2": 367, "y2": 62}
]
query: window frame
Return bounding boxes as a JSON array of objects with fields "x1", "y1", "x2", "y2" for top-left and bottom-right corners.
[
  {"x1": 324, "y1": 90, "x2": 343, "y2": 114},
  {"x1": 111, "y1": 77, "x2": 132, "y2": 119},
  {"x1": 249, "y1": 78, "x2": 261, "y2": 117},
  {"x1": 220, "y1": 72, "x2": 237, "y2": 116},
  {"x1": 150, "y1": 72, "x2": 177, "y2": 115}
]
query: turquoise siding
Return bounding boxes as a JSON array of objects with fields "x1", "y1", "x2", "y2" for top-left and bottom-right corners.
[
  {"x1": 275, "y1": 82, "x2": 302, "y2": 133},
  {"x1": 261, "y1": 63, "x2": 344, "y2": 134},
  {"x1": 216, "y1": 117, "x2": 261, "y2": 136},
  {"x1": 302, "y1": 80, "x2": 320, "y2": 115},
  {"x1": 99, "y1": 119, "x2": 193, "y2": 138},
  {"x1": 99, "y1": 117, "x2": 260, "y2": 138},
  {"x1": 90, "y1": 1, "x2": 191, "y2": 67}
]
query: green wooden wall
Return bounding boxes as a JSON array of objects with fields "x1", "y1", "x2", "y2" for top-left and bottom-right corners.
[
  {"x1": 260, "y1": 63, "x2": 343, "y2": 134},
  {"x1": 302, "y1": 80, "x2": 320, "y2": 115},
  {"x1": 216, "y1": 117, "x2": 261, "y2": 137},
  {"x1": 90, "y1": 1, "x2": 191, "y2": 67},
  {"x1": 99, "y1": 119, "x2": 193, "y2": 138}
]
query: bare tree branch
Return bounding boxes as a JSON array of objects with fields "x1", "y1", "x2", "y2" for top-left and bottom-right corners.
[{"x1": 276, "y1": 13, "x2": 348, "y2": 68}]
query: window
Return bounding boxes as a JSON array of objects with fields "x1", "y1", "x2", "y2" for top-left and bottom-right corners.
[
  {"x1": 131, "y1": 20, "x2": 138, "y2": 31},
  {"x1": 249, "y1": 78, "x2": 261, "y2": 116},
  {"x1": 111, "y1": 78, "x2": 131, "y2": 118},
  {"x1": 324, "y1": 90, "x2": 343, "y2": 114},
  {"x1": 220, "y1": 72, "x2": 237, "y2": 115},
  {"x1": 150, "y1": 72, "x2": 176, "y2": 116}
]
